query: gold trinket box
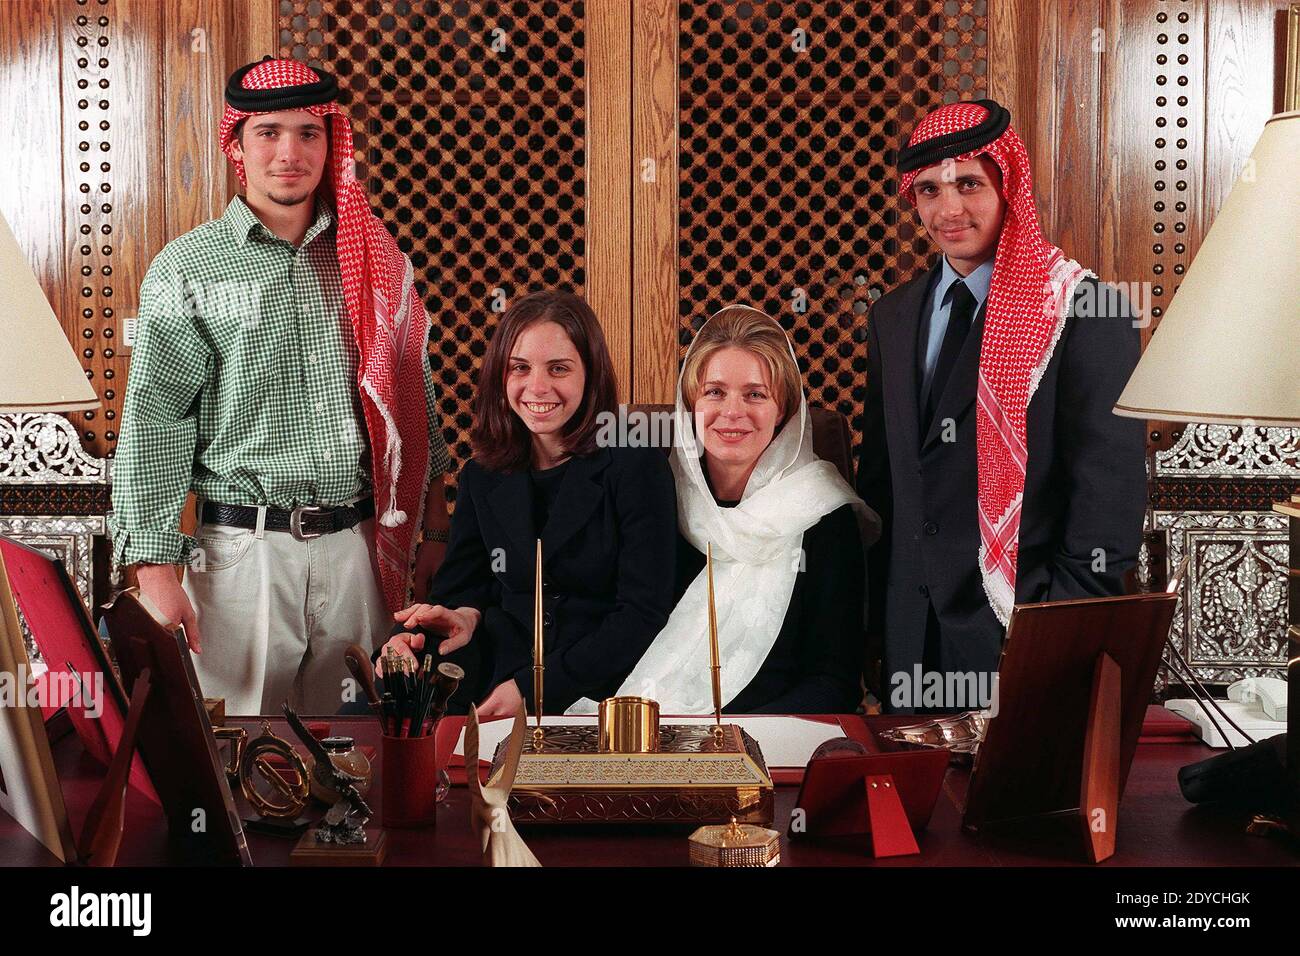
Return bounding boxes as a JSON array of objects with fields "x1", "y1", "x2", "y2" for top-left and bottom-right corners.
[{"x1": 688, "y1": 817, "x2": 781, "y2": 867}]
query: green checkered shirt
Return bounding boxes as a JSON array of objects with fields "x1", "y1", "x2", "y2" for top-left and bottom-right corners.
[{"x1": 108, "y1": 196, "x2": 450, "y2": 567}]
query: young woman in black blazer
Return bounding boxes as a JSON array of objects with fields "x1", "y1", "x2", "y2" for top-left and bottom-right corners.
[{"x1": 377, "y1": 291, "x2": 677, "y2": 715}]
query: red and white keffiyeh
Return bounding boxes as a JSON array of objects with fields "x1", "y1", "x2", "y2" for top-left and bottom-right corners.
[
  {"x1": 900, "y1": 101, "x2": 1093, "y2": 624},
  {"x1": 219, "y1": 59, "x2": 432, "y2": 612}
]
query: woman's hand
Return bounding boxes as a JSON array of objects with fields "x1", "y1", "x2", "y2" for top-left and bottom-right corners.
[
  {"x1": 374, "y1": 630, "x2": 424, "y2": 677},
  {"x1": 376, "y1": 604, "x2": 480, "y2": 675},
  {"x1": 476, "y1": 678, "x2": 524, "y2": 718}
]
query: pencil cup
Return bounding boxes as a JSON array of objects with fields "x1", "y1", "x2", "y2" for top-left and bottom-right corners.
[{"x1": 380, "y1": 733, "x2": 439, "y2": 828}]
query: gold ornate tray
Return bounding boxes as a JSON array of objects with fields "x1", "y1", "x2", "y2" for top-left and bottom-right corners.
[{"x1": 488, "y1": 723, "x2": 774, "y2": 825}]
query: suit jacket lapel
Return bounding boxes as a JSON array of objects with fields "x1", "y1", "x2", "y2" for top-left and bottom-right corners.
[
  {"x1": 540, "y1": 449, "x2": 610, "y2": 561},
  {"x1": 875, "y1": 262, "x2": 940, "y2": 457},
  {"x1": 920, "y1": 301, "x2": 987, "y2": 452},
  {"x1": 487, "y1": 469, "x2": 536, "y2": 560}
]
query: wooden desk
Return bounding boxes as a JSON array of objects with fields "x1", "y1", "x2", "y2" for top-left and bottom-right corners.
[{"x1": 2, "y1": 715, "x2": 1294, "y2": 867}]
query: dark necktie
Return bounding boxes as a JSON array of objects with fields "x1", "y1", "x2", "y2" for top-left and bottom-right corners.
[{"x1": 923, "y1": 280, "x2": 978, "y2": 433}]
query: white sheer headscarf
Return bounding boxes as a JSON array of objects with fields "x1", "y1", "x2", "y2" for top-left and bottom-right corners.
[{"x1": 568, "y1": 305, "x2": 872, "y2": 715}]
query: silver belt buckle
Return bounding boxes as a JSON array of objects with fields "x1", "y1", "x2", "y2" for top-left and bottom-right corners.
[{"x1": 289, "y1": 505, "x2": 329, "y2": 541}]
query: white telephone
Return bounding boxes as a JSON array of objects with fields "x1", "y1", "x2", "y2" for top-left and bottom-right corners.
[{"x1": 1226, "y1": 676, "x2": 1288, "y2": 722}]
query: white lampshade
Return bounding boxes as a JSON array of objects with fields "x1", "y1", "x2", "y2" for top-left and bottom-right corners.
[
  {"x1": 0, "y1": 210, "x2": 100, "y2": 413},
  {"x1": 1114, "y1": 110, "x2": 1300, "y2": 426}
]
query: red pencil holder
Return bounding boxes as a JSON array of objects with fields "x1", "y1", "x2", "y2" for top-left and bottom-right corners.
[{"x1": 380, "y1": 732, "x2": 439, "y2": 829}]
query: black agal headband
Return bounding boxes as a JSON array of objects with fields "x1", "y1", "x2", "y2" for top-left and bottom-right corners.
[
  {"x1": 224, "y1": 58, "x2": 340, "y2": 112},
  {"x1": 896, "y1": 99, "x2": 1012, "y2": 173}
]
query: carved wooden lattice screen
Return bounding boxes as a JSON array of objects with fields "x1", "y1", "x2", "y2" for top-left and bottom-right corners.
[
  {"x1": 677, "y1": 0, "x2": 988, "y2": 455},
  {"x1": 277, "y1": 0, "x2": 588, "y2": 483}
]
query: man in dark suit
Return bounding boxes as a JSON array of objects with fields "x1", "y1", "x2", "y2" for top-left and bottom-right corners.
[{"x1": 855, "y1": 99, "x2": 1147, "y2": 713}]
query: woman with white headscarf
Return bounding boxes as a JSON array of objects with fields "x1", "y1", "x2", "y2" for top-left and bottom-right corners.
[{"x1": 569, "y1": 305, "x2": 881, "y2": 715}]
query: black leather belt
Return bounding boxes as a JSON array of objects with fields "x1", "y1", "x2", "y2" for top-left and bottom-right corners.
[{"x1": 200, "y1": 498, "x2": 375, "y2": 541}]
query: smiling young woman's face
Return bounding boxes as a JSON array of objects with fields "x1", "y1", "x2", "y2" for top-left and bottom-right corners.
[
  {"x1": 693, "y1": 346, "x2": 781, "y2": 478},
  {"x1": 504, "y1": 320, "x2": 587, "y2": 446}
]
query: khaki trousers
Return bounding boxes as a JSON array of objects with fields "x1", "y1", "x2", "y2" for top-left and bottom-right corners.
[{"x1": 183, "y1": 514, "x2": 392, "y2": 716}]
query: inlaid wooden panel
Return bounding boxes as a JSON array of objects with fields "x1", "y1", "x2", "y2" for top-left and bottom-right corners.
[
  {"x1": 0, "y1": 3, "x2": 66, "y2": 363},
  {"x1": 277, "y1": 0, "x2": 589, "y2": 482},
  {"x1": 1100, "y1": 0, "x2": 1207, "y2": 356},
  {"x1": 163, "y1": 1, "x2": 237, "y2": 239},
  {"x1": 631, "y1": 0, "x2": 681, "y2": 403},
  {"x1": 586, "y1": 1, "x2": 632, "y2": 397},
  {"x1": 988, "y1": 0, "x2": 1105, "y2": 266},
  {"x1": 676, "y1": 0, "x2": 989, "y2": 453}
]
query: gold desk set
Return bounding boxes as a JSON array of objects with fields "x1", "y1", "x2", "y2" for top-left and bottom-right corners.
[{"x1": 489, "y1": 540, "x2": 775, "y2": 825}]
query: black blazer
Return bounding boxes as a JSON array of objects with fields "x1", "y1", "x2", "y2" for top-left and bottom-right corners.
[
  {"x1": 422, "y1": 445, "x2": 677, "y2": 713},
  {"x1": 855, "y1": 262, "x2": 1147, "y2": 695}
]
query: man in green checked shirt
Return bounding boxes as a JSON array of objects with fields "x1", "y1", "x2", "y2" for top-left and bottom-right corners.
[{"x1": 109, "y1": 59, "x2": 454, "y2": 714}]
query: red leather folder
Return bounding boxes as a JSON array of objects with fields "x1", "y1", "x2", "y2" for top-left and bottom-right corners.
[
  {"x1": 0, "y1": 536, "x2": 158, "y2": 804},
  {"x1": 1137, "y1": 704, "x2": 1196, "y2": 743}
]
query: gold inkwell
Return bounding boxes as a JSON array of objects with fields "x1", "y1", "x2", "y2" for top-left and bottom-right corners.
[{"x1": 489, "y1": 539, "x2": 775, "y2": 825}]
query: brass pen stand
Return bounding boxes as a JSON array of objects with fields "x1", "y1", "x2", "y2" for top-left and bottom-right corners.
[
  {"x1": 489, "y1": 697, "x2": 774, "y2": 825},
  {"x1": 496, "y1": 540, "x2": 773, "y2": 825}
]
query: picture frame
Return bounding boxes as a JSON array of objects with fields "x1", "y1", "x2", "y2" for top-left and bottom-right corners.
[{"x1": 101, "y1": 589, "x2": 253, "y2": 866}]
